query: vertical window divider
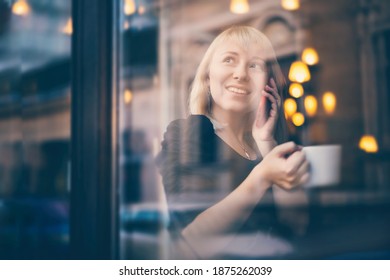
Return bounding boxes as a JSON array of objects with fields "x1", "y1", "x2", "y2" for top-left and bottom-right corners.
[{"x1": 70, "y1": 0, "x2": 120, "y2": 259}]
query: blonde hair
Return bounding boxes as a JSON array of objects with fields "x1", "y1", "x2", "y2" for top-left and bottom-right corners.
[{"x1": 189, "y1": 25, "x2": 288, "y2": 142}]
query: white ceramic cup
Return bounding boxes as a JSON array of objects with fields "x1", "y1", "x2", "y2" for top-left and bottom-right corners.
[{"x1": 302, "y1": 145, "x2": 342, "y2": 188}]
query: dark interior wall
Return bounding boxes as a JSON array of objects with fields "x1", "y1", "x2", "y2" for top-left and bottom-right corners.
[{"x1": 302, "y1": 0, "x2": 365, "y2": 187}]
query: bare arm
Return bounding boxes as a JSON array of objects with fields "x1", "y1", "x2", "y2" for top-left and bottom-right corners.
[
  {"x1": 181, "y1": 166, "x2": 270, "y2": 257},
  {"x1": 180, "y1": 142, "x2": 309, "y2": 258}
]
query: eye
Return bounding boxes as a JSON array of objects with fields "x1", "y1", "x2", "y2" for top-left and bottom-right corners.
[
  {"x1": 249, "y1": 62, "x2": 265, "y2": 71},
  {"x1": 223, "y1": 56, "x2": 234, "y2": 63}
]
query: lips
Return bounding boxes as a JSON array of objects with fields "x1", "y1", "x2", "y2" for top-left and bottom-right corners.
[{"x1": 226, "y1": 86, "x2": 250, "y2": 95}]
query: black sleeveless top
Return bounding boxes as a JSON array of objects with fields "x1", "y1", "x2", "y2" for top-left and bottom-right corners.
[{"x1": 156, "y1": 115, "x2": 277, "y2": 233}]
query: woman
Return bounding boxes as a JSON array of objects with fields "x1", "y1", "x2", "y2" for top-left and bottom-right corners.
[{"x1": 157, "y1": 26, "x2": 309, "y2": 258}]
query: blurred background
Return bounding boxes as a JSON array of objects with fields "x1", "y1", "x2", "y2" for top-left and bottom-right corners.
[
  {"x1": 0, "y1": 0, "x2": 70, "y2": 258},
  {"x1": 0, "y1": 0, "x2": 389, "y2": 259}
]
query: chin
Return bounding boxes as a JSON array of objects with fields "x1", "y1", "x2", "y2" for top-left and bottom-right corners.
[{"x1": 223, "y1": 104, "x2": 252, "y2": 115}]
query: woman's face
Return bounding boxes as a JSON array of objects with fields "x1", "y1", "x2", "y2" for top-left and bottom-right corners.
[{"x1": 208, "y1": 40, "x2": 268, "y2": 116}]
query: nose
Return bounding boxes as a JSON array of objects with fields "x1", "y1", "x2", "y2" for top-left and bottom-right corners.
[{"x1": 233, "y1": 63, "x2": 249, "y2": 81}]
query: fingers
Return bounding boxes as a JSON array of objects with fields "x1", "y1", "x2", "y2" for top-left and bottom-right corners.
[
  {"x1": 297, "y1": 168, "x2": 310, "y2": 186},
  {"x1": 263, "y1": 88, "x2": 279, "y2": 107},
  {"x1": 286, "y1": 150, "x2": 306, "y2": 171},
  {"x1": 277, "y1": 159, "x2": 309, "y2": 190},
  {"x1": 272, "y1": 141, "x2": 300, "y2": 157},
  {"x1": 254, "y1": 95, "x2": 267, "y2": 127},
  {"x1": 254, "y1": 78, "x2": 280, "y2": 127},
  {"x1": 296, "y1": 159, "x2": 309, "y2": 177},
  {"x1": 261, "y1": 142, "x2": 309, "y2": 190},
  {"x1": 283, "y1": 151, "x2": 309, "y2": 188},
  {"x1": 294, "y1": 159, "x2": 310, "y2": 186},
  {"x1": 270, "y1": 144, "x2": 309, "y2": 190},
  {"x1": 261, "y1": 91, "x2": 277, "y2": 105},
  {"x1": 265, "y1": 78, "x2": 281, "y2": 107},
  {"x1": 261, "y1": 91, "x2": 278, "y2": 116},
  {"x1": 270, "y1": 77, "x2": 277, "y2": 88}
]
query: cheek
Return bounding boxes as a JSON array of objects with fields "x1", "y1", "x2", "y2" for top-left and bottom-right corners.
[
  {"x1": 249, "y1": 74, "x2": 267, "y2": 108},
  {"x1": 259, "y1": 72, "x2": 268, "y2": 86},
  {"x1": 209, "y1": 78, "x2": 219, "y2": 93},
  {"x1": 250, "y1": 93, "x2": 261, "y2": 111},
  {"x1": 252, "y1": 73, "x2": 267, "y2": 91},
  {"x1": 252, "y1": 75, "x2": 266, "y2": 89},
  {"x1": 209, "y1": 66, "x2": 226, "y2": 81},
  {"x1": 209, "y1": 69, "x2": 228, "y2": 92},
  {"x1": 208, "y1": 68, "x2": 217, "y2": 88}
]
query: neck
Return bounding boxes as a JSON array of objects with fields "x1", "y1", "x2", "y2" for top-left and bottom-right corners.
[
  {"x1": 211, "y1": 107, "x2": 257, "y2": 160},
  {"x1": 211, "y1": 107, "x2": 252, "y2": 141}
]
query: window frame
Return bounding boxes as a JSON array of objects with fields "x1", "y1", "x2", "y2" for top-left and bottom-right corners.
[{"x1": 70, "y1": 0, "x2": 120, "y2": 259}]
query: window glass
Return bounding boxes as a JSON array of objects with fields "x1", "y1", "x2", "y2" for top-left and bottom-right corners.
[
  {"x1": 118, "y1": 0, "x2": 390, "y2": 260},
  {"x1": 0, "y1": 0, "x2": 71, "y2": 259}
]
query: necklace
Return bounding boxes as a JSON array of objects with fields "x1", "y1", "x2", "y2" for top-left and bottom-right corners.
[
  {"x1": 238, "y1": 142, "x2": 251, "y2": 160},
  {"x1": 215, "y1": 126, "x2": 252, "y2": 160}
]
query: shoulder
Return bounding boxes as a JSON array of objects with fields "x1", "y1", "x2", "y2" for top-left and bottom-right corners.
[
  {"x1": 158, "y1": 114, "x2": 217, "y2": 165},
  {"x1": 156, "y1": 114, "x2": 218, "y2": 189},
  {"x1": 165, "y1": 114, "x2": 215, "y2": 137}
]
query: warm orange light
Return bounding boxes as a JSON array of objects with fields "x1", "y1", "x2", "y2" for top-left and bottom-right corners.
[
  {"x1": 289, "y1": 83, "x2": 304, "y2": 98},
  {"x1": 124, "y1": 0, "x2": 136, "y2": 15},
  {"x1": 281, "y1": 0, "x2": 300, "y2": 11},
  {"x1": 124, "y1": 89, "x2": 133, "y2": 104},
  {"x1": 284, "y1": 98, "x2": 297, "y2": 118},
  {"x1": 292, "y1": 112, "x2": 305, "y2": 126},
  {"x1": 288, "y1": 61, "x2": 311, "y2": 83},
  {"x1": 322, "y1": 91, "x2": 336, "y2": 115},
  {"x1": 359, "y1": 135, "x2": 378, "y2": 153},
  {"x1": 12, "y1": 0, "x2": 31, "y2": 16},
  {"x1": 304, "y1": 95, "x2": 318, "y2": 117},
  {"x1": 230, "y1": 0, "x2": 250, "y2": 14},
  {"x1": 302, "y1": 47, "x2": 319, "y2": 65},
  {"x1": 62, "y1": 18, "x2": 73, "y2": 35}
]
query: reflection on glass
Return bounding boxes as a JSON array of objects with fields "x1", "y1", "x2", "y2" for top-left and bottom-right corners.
[
  {"x1": 61, "y1": 18, "x2": 72, "y2": 35},
  {"x1": 124, "y1": 0, "x2": 136, "y2": 15},
  {"x1": 0, "y1": 0, "x2": 71, "y2": 259},
  {"x1": 12, "y1": 0, "x2": 31, "y2": 16},
  {"x1": 119, "y1": 0, "x2": 390, "y2": 260}
]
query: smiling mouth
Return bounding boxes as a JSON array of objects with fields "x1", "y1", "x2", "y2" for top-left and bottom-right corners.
[{"x1": 227, "y1": 87, "x2": 250, "y2": 95}]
